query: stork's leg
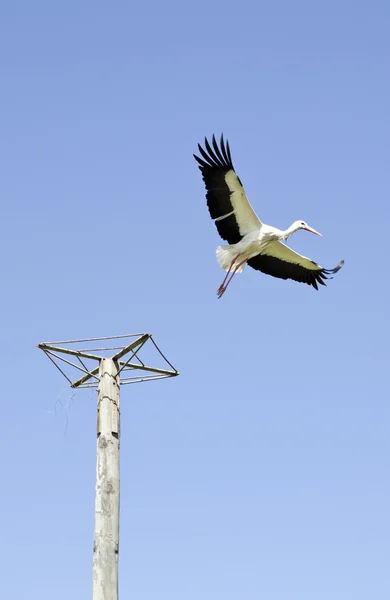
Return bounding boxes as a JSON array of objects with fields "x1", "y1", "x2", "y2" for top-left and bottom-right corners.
[
  {"x1": 216, "y1": 254, "x2": 241, "y2": 296},
  {"x1": 217, "y1": 257, "x2": 248, "y2": 299}
]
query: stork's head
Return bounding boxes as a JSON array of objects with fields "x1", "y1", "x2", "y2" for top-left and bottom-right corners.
[{"x1": 294, "y1": 220, "x2": 322, "y2": 237}]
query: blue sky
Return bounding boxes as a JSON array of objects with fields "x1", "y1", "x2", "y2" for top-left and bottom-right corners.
[{"x1": 1, "y1": 0, "x2": 389, "y2": 598}]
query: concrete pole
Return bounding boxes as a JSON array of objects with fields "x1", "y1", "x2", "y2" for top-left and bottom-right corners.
[{"x1": 93, "y1": 358, "x2": 120, "y2": 600}]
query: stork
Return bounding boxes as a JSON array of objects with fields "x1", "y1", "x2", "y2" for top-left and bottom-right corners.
[{"x1": 194, "y1": 134, "x2": 344, "y2": 298}]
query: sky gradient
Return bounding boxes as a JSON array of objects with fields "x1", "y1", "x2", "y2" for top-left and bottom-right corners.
[{"x1": 1, "y1": 1, "x2": 389, "y2": 598}]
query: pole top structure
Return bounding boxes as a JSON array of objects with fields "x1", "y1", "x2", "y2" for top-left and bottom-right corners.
[{"x1": 37, "y1": 333, "x2": 179, "y2": 388}]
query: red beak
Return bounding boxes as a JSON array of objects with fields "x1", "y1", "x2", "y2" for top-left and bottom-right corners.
[{"x1": 304, "y1": 225, "x2": 322, "y2": 237}]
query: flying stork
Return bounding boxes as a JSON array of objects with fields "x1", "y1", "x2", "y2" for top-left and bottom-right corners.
[{"x1": 194, "y1": 134, "x2": 344, "y2": 298}]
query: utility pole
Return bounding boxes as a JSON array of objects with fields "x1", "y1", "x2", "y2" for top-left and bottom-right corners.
[
  {"x1": 38, "y1": 334, "x2": 179, "y2": 600},
  {"x1": 93, "y1": 358, "x2": 120, "y2": 600}
]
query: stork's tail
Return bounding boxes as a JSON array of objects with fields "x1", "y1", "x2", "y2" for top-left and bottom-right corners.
[{"x1": 216, "y1": 245, "x2": 245, "y2": 273}]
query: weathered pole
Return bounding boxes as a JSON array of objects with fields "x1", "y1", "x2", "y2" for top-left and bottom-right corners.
[{"x1": 93, "y1": 358, "x2": 120, "y2": 600}]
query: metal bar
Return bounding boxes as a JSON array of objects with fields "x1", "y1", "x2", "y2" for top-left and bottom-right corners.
[
  {"x1": 72, "y1": 365, "x2": 100, "y2": 388},
  {"x1": 43, "y1": 351, "x2": 73, "y2": 385},
  {"x1": 76, "y1": 383, "x2": 100, "y2": 389},
  {"x1": 78, "y1": 375, "x2": 172, "y2": 388},
  {"x1": 38, "y1": 344, "x2": 102, "y2": 362},
  {"x1": 116, "y1": 336, "x2": 149, "y2": 375},
  {"x1": 74, "y1": 346, "x2": 136, "y2": 352},
  {"x1": 118, "y1": 362, "x2": 179, "y2": 377},
  {"x1": 43, "y1": 333, "x2": 147, "y2": 345},
  {"x1": 75, "y1": 372, "x2": 178, "y2": 388},
  {"x1": 122, "y1": 375, "x2": 169, "y2": 381},
  {"x1": 121, "y1": 374, "x2": 172, "y2": 385},
  {"x1": 77, "y1": 355, "x2": 90, "y2": 373},
  {"x1": 44, "y1": 350, "x2": 100, "y2": 382},
  {"x1": 73, "y1": 336, "x2": 150, "y2": 388},
  {"x1": 134, "y1": 353, "x2": 145, "y2": 367},
  {"x1": 149, "y1": 336, "x2": 178, "y2": 372},
  {"x1": 112, "y1": 334, "x2": 150, "y2": 362}
]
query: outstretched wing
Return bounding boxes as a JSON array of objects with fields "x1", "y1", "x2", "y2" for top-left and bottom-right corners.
[
  {"x1": 194, "y1": 134, "x2": 261, "y2": 244},
  {"x1": 247, "y1": 242, "x2": 344, "y2": 290}
]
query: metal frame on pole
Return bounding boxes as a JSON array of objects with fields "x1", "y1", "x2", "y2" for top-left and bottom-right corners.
[{"x1": 37, "y1": 334, "x2": 179, "y2": 600}]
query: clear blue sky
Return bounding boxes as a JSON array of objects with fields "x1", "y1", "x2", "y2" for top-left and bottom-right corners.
[{"x1": 1, "y1": 1, "x2": 389, "y2": 598}]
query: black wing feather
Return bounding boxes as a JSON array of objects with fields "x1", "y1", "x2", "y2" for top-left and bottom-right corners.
[
  {"x1": 194, "y1": 134, "x2": 242, "y2": 244},
  {"x1": 247, "y1": 255, "x2": 344, "y2": 290},
  {"x1": 204, "y1": 137, "x2": 224, "y2": 168},
  {"x1": 211, "y1": 134, "x2": 226, "y2": 165}
]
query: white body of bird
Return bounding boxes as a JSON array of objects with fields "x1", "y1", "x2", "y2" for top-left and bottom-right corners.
[{"x1": 216, "y1": 225, "x2": 288, "y2": 273}]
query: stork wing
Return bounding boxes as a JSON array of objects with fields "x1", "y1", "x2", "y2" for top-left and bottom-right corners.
[
  {"x1": 247, "y1": 242, "x2": 344, "y2": 290},
  {"x1": 194, "y1": 134, "x2": 261, "y2": 245}
]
